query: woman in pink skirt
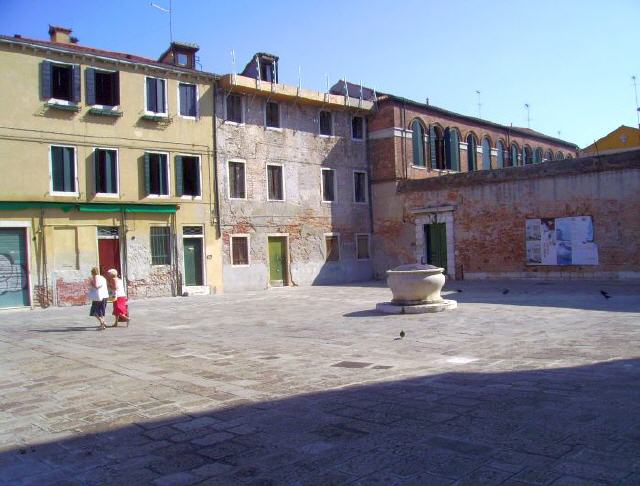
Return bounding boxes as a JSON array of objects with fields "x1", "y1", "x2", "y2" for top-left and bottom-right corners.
[{"x1": 107, "y1": 268, "x2": 130, "y2": 327}]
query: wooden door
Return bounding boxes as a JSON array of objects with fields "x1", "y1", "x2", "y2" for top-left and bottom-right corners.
[
  {"x1": 424, "y1": 223, "x2": 447, "y2": 273},
  {"x1": 183, "y1": 238, "x2": 203, "y2": 286},
  {"x1": 268, "y1": 237, "x2": 287, "y2": 285},
  {"x1": 98, "y1": 239, "x2": 121, "y2": 277}
]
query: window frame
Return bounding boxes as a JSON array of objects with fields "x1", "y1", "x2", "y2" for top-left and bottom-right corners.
[
  {"x1": 227, "y1": 159, "x2": 247, "y2": 200},
  {"x1": 144, "y1": 76, "x2": 168, "y2": 116},
  {"x1": 176, "y1": 153, "x2": 202, "y2": 200},
  {"x1": 321, "y1": 167, "x2": 337, "y2": 203},
  {"x1": 49, "y1": 144, "x2": 78, "y2": 196},
  {"x1": 266, "y1": 163, "x2": 285, "y2": 202},
  {"x1": 355, "y1": 233, "x2": 371, "y2": 261},
  {"x1": 351, "y1": 115, "x2": 365, "y2": 141},
  {"x1": 264, "y1": 100, "x2": 281, "y2": 130},
  {"x1": 319, "y1": 110, "x2": 333, "y2": 137},
  {"x1": 411, "y1": 119, "x2": 427, "y2": 168},
  {"x1": 145, "y1": 150, "x2": 171, "y2": 198},
  {"x1": 230, "y1": 234, "x2": 251, "y2": 267},
  {"x1": 150, "y1": 225, "x2": 172, "y2": 266},
  {"x1": 224, "y1": 93, "x2": 245, "y2": 125},
  {"x1": 177, "y1": 82, "x2": 198, "y2": 119},
  {"x1": 93, "y1": 146, "x2": 120, "y2": 198},
  {"x1": 324, "y1": 233, "x2": 340, "y2": 262},
  {"x1": 90, "y1": 67, "x2": 119, "y2": 109},
  {"x1": 45, "y1": 59, "x2": 79, "y2": 106},
  {"x1": 352, "y1": 170, "x2": 368, "y2": 204}
]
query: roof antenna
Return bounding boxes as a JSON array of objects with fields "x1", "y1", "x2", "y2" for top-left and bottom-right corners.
[
  {"x1": 325, "y1": 74, "x2": 329, "y2": 93},
  {"x1": 231, "y1": 49, "x2": 236, "y2": 77},
  {"x1": 476, "y1": 90, "x2": 482, "y2": 118},
  {"x1": 632, "y1": 75, "x2": 640, "y2": 133},
  {"x1": 150, "y1": 0, "x2": 173, "y2": 44},
  {"x1": 524, "y1": 103, "x2": 530, "y2": 128}
]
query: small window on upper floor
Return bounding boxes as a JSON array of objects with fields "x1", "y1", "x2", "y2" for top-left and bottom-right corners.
[
  {"x1": 176, "y1": 52, "x2": 189, "y2": 67},
  {"x1": 176, "y1": 155, "x2": 201, "y2": 197},
  {"x1": 50, "y1": 145, "x2": 77, "y2": 194},
  {"x1": 266, "y1": 101, "x2": 280, "y2": 128},
  {"x1": 41, "y1": 61, "x2": 80, "y2": 103},
  {"x1": 352, "y1": 116, "x2": 364, "y2": 140},
  {"x1": 145, "y1": 77, "x2": 167, "y2": 115},
  {"x1": 226, "y1": 94, "x2": 243, "y2": 123},
  {"x1": 319, "y1": 111, "x2": 333, "y2": 136},
  {"x1": 228, "y1": 161, "x2": 246, "y2": 199},
  {"x1": 353, "y1": 171, "x2": 368, "y2": 203},
  {"x1": 86, "y1": 69, "x2": 119, "y2": 107},
  {"x1": 260, "y1": 61, "x2": 275, "y2": 82},
  {"x1": 144, "y1": 152, "x2": 169, "y2": 197},
  {"x1": 178, "y1": 82, "x2": 197, "y2": 118},
  {"x1": 267, "y1": 164, "x2": 284, "y2": 201},
  {"x1": 321, "y1": 168, "x2": 336, "y2": 202},
  {"x1": 94, "y1": 148, "x2": 118, "y2": 196}
]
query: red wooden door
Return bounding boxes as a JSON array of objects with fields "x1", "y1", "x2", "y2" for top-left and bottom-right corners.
[{"x1": 98, "y1": 239, "x2": 121, "y2": 276}]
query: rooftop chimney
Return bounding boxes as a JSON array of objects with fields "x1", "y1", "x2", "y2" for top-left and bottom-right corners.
[{"x1": 48, "y1": 25, "x2": 72, "y2": 44}]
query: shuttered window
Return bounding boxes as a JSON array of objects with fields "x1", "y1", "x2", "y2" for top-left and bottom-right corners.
[
  {"x1": 150, "y1": 227, "x2": 171, "y2": 265},
  {"x1": 319, "y1": 111, "x2": 332, "y2": 136},
  {"x1": 226, "y1": 94, "x2": 243, "y2": 123},
  {"x1": 50, "y1": 146, "x2": 76, "y2": 193},
  {"x1": 321, "y1": 168, "x2": 335, "y2": 202},
  {"x1": 444, "y1": 128, "x2": 460, "y2": 171},
  {"x1": 179, "y1": 83, "x2": 197, "y2": 117},
  {"x1": 231, "y1": 236, "x2": 249, "y2": 265},
  {"x1": 267, "y1": 165, "x2": 284, "y2": 201},
  {"x1": 146, "y1": 77, "x2": 167, "y2": 114},
  {"x1": 266, "y1": 101, "x2": 280, "y2": 128},
  {"x1": 325, "y1": 235, "x2": 340, "y2": 262},
  {"x1": 466, "y1": 134, "x2": 477, "y2": 171},
  {"x1": 510, "y1": 144, "x2": 520, "y2": 166},
  {"x1": 228, "y1": 161, "x2": 246, "y2": 199},
  {"x1": 41, "y1": 61, "x2": 80, "y2": 102},
  {"x1": 353, "y1": 171, "x2": 367, "y2": 203},
  {"x1": 144, "y1": 153, "x2": 169, "y2": 196},
  {"x1": 86, "y1": 68, "x2": 119, "y2": 106},
  {"x1": 497, "y1": 141, "x2": 505, "y2": 168},
  {"x1": 481, "y1": 138, "x2": 492, "y2": 170},
  {"x1": 94, "y1": 149, "x2": 118, "y2": 195},
  {"x1": 175, "y1": 156, "x2": 200, "y2": 197},
  {"x1": 411, "y1": 120, "x2": 426, "y2": 167}
]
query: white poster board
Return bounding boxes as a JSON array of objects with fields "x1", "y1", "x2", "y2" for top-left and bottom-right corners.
[{"x1": 525, "y1": 216, "x2": 598, "y2": 266}]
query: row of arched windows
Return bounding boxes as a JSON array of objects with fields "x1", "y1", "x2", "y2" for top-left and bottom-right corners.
[{"x1": 410, "y1": 120, "x2": 572, "y2": 172}]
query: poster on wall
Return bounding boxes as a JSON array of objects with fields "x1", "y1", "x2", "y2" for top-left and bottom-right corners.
[{"x1": 525, "y1": 216, "x2": 598, "y2": 266}]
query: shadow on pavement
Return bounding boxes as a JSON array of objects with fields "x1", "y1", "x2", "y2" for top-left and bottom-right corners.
[{"x1": 2, "y1": 359, "x2": 639, "y2": 484}]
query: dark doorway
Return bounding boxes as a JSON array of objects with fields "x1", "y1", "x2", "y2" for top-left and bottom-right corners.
[{"x1": 424, "y1": 223, "x2": 447, "y2": 273}]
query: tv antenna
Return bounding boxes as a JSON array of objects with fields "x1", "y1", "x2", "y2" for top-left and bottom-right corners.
[
  {"x1": 475, "y1": 90, "x2": 482, "y2": 118},
  {"x1": 632, "y1": 75, "x2": 640, "y2": 131},
  {"x1": 150, "y1": 0, "x2": 173, "y2": 43},
  {"x1": 524, "y1": 103, "x2": 531, "y2": 128}
]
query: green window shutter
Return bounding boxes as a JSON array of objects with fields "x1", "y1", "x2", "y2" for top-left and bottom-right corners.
[
  {"x1": 429, "y1": 126, "x2": 437, "y2": 169},
  {"x1": 450, "y1": 131, "x2": 459, "y2": 171},
  {"x1": 71, "y1": 65, "x2": 81, "y2": 103},
  {"x1": 159, "y1": 155, "x2": 168, "y2": 195},
  {"x1": 51, "y1": 147, "x2": 63, "y2": 191},
  {"x1": 195, "y1": 158, "x2": 201, "y2": 196},
  {"x1": 412, "y1": 122, "x2": 425, "y2": 167},
  {"x1": 105, "y1": 150, "x2": 115, "y2": 194},
  {"x1": 144, "y1": 153, "x2": 151, "y2": 196},
  {"x1": 94, "y1": 150, "x2": 102, "y2": 194},
  {"x1": 41, "y1": 61, "x2": 52, "y2": 99},
  {"x1": 63, "y1": 147, "x2": 74, "y2": 192},
  {"x1": 175, "y1": 156, "x2": 183, "y2": 197},
  {"x1": 112, "y1": 71, "x2": 120, "y2": 106},
  {"x1": 85, "y1": 68, "x2": 96, "y2": 105}
]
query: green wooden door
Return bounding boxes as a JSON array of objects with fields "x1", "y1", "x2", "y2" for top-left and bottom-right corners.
[
  {"x1": 0, "y1": 228, "x2": 30, "y2": 308},
  {"x1": 424, "y1": 223, "x2": 447, "y2": 273},
  {"x1": 268, "y1": 237, "x2": 287, "y2": 285},
  {"x1": 183, "y1": 238, "x2": 203, "y2": 286}
]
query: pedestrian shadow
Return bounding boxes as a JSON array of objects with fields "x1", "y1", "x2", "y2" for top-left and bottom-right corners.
[
  {"x1": 343, "y1": 309, "x2": 381, "y2": 318},
  {"x1": 31, "y1": 326, "x2": 99, "y2": 333}
]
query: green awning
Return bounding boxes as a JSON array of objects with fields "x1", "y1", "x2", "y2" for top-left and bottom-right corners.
[{"x1": 0, "y1": 201, "x2": 178, "y2": 213}]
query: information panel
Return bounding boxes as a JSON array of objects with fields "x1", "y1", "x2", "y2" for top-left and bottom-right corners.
[{"x1": 525, "y1": 216, "x2": 598, "y2": 266}]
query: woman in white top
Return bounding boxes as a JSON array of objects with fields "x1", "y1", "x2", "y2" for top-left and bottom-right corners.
[
  {"x1": 107, "y1": 268, "x2": 130, "y2": 327},
  {"x1": 88, "y1": 267, "x2": 109, "y2": 330}
]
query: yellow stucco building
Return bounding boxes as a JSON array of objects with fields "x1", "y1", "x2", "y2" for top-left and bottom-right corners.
[
  {"x1": 0, "y1": 26, "x2": 222, "y2": 308},
  {"x1": 581, "y1": 125, "x2": 640, "y2": 156}
]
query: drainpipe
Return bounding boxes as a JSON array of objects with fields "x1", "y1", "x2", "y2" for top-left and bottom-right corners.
[
  {"x1": 40, "y1": 208, "x2": 49, "y2": 307},
  {"x1": 211, "y1": 79, "x2": 222, "y2": 238},
  {"x1": 120, "y1": 209, "x2": 128, "y2": 294}
]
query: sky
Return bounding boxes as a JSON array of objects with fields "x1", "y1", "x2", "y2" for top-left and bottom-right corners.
[{"x1": 2, "y1": 0, "x2": 639, "y2": 147}]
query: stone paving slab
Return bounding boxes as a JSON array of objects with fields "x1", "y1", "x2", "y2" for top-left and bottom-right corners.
[{"x1": 0, "y1": 279, "x2": 639, "y2": 484}]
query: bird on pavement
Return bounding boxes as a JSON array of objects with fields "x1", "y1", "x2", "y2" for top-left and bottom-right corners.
[
  {"x1": 399, "y1": 330, "x2": 405, "y2": 339},
  {"x1": 600, "y1": 290, "x2": 611, "y2": 299},
  {"x1": 502, "y1": 289, "x2": 510, "y2": 295}
]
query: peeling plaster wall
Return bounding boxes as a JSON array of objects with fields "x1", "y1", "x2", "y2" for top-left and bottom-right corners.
[
  {"x1": 372, "y1": 151, "x2": 640, "y2": 280},
  {"x1": 216, "y1": 91, "x2": 373, "y2": 291}
]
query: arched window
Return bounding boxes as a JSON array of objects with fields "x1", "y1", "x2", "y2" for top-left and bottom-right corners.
[
  {"x1": 566, "y1": 153, "x2": 573, "y2": 159},
  {"x1": 522, "y1": 145, "x2": 533, "y2": 165},
  {"x1": 510, "y1": 143, "x2": 520, "y2": 167},
  {"x1": 444, "y1": 127, "x2": 460, "y2": 171},
  {"x1": 481, "y1": 137, "x2": 492, "y2": 170},
  {"x1": 466, "y1": 133, "x2": 477, "y2": 171},
  {"x1": 556, "y1": 151, "x2": 564, "y2": 160},
  {"x1": 545, "y1": 150, "x2": 554, "y2": 161},
  {"x1": 429, "y1": 126, "x2": 445, "y2": 170},
  {"x1": 534, "y1": 148, "x2": 543, "y2": 164},
  {"x1": 411, "y1": 120, "x2": 426, "y2": 167},
  {"x1": 496, "y1": 140, "x2": 505, "y2": 168}
]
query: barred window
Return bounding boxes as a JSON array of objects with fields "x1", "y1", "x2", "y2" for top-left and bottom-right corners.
[
  {"x1": 231, "y1": 236, "x2": 249, "y2": 266},
  {"x1": 150, "y1": 227, "x2": 171, "y2": 265}
]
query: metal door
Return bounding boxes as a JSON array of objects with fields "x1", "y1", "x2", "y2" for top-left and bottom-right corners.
[
  {"x1": 268, "y1": 237, "x2": 287, "y2": 285},
  {"x1": 424, "y1": 223, "x2": 448, "y2": 273},
  {"x1": 183, "y1": 238, "x2": 204, "y2": 286},
  {"x1": 0, "y1": 228, "x2": 30, "y2": 308}
]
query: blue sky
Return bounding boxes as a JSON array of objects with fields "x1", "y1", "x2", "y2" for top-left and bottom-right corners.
[{"x1": 2, "y1": 0, "x2": 639, "y2": 147}]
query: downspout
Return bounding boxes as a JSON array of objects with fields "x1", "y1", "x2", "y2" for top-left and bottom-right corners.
[
  {"x1": 120, "y1": 209, "x2": 128, "y2": 294},
  {"x1": 40, "y1": 208, "x2": 49, "y2": 307},
  {"x1": 211, "y1": 80, "x2": 222, "y2": 238}
]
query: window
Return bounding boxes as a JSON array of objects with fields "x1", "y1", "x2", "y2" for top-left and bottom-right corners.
[
  {"x1": 353, "y1": 171, "x2": 367, "y2": 203},
  {"x1": 429, "y1": 126, "x2": 445, "y2": 170},
  {"x1": 50, "y1": 145, "x2": 77, "y2": 194},
  {"x1": 260, "y1": 61, "x2": 275, "y2": 82},
  {"x1": 178, "y1": 83, "x2": 197, "y2": 118},
  {"x1": 523, "y1": 146, "x2": 533, "y2": 165},
  {"x1": 267, "y1": 164, "x2": 284, "y2": 201},
  {"x1": 176, "y1": 155, "x2": 201, "y2": 197},
  {"x1": 94, "y1": 148, "x2": 118, "y2": 195},
  {"x1": 411, "y1": 120, "x2": 426, "y2": 167},
  {"x1": 534, "y1": 148, "x2": 543, "y2": 164},
  {"x1": 556, "y1": 151, "x2": 565, "y2": 160},
  {"x1": 321, "y1": 168, "x2": 336, "y2": 202},
  {"x1": 145, "y1": 77, "x2": 167, "y2": 115},
  {"x1": 86, "y1": 68, "x2": 119, "y2": 106},
  {"x1": 176, "y1": 52, "x2": 189, "y2": 66},
  {"x1": 231, "y1": 236, "x2": 249, "y2": 266},
  {"x1": 356, "y1": 234, "x2": 370, "y2": 260},
  {"x1": 228, "y1": 161, "x2": 246, "y2": 199},
  {"x1": 481, "y1": 137, "x2": 492, "y2": 170},
  {"x1": 41, "y1": 61, "x2": 80, "y2": 103},
  {"x1": 325, "y1": 235, "x2": 340, "y2": 262},
  {"x1": 352, "y1": 116, "x2": 364, "y2": 140},
  {"x1": 144, "y1": 152, "x2": 169, "y2": 196},
  {"x1": 545, "y1": 150, "x2": 554, "y2": 162},
  {"x1": 510, "y1": 143, "x2": 520, "y2": 166},
  {"x1": 319, "y1": 111, "x2": 333, "y2": 136},
  {"x1": 444, "y1": 128, "x2": 460, "y2": 171},
  {"x1": 496, "y1": 140, "x2": 505, "y2": 168},
  {"x1": 150, "y1": 227, "x2": 171, "y2": 265},
  {"x1": 265, "y1": 101, "x2": 280, "y2": 128},
  {"x1": 226, "y1": 94, "x2": 243, "y2": 123},
  {"x1": 466, "y1": 134, "x2": 477, "y2": 171}
]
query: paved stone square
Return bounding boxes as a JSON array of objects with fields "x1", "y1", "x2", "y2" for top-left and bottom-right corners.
[{"x1": 1, "y1": 280, "x2": 639, "y2": 485}]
